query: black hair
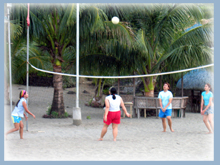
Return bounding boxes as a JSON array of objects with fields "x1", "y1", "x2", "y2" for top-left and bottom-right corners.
[
  {"x1": 16, "y1": 90, "x2": 26, "y2": 107},
  {"x1": 110, "y1": 88, "x2": 117, "y2": 100}
]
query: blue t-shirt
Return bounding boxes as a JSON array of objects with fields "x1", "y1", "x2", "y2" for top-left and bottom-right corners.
[
  {"x1": 158, "y1": 90, "x2": 173, "y2": 109},
  {"x1": 11, "y1": 98, "x2": 27, "y2": 118},
  {"x1": 202, "y1": 91, "x2": 213, "y2": 106}
]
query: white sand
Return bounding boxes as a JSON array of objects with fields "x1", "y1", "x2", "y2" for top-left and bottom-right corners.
[{"x1": 4, "y1": 84, "x2": 214, "y2": 161}]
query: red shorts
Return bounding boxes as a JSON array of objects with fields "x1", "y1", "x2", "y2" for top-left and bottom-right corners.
[{"x1": 104, "y1": 111, "x2": 121, "y2": 125}]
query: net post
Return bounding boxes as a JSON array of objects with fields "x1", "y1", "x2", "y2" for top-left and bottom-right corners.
[{"x1": 73, "y1": 3, "x2": 82, "y2": 125}]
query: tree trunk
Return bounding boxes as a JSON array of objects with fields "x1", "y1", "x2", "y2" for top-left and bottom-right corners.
[
  {"x1": 91, "y1": 78, "x2": 105, "y2": 107},
  {"x1": 144, "y1": 90, "x2": 154, "y2": 97},
  {"x1": 143, "y1": 76, "x2": 157, "y2": 97},
  {"x1": 51, "y1": 65, "x2": 65, "y2": 116}
]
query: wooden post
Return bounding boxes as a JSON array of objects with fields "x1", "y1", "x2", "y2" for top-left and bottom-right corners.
[
  {"x1": 181, "y1": 73, "x2": 184, "y2": 97},
  {"x1": 118, "y1": 79, "x2": 120, "y2": 95},
  {"x1": 191, "y1": 90, "x2": 194, "y2": 112},
  {"x1": 160, "y1": 75, "x2": 163, "y2": 91},
  {"x1": 133, "y1": 78, "x2": 135, "y2": 97}
]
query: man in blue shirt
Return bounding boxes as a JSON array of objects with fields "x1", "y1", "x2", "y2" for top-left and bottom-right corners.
[{"x1": 158, "y1": 82, "x2": 174, "y2": 132}]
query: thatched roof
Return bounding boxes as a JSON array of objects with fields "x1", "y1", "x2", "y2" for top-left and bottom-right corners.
[{"x1": 176, "y1": 69, "x2": 214, "y2": 90}]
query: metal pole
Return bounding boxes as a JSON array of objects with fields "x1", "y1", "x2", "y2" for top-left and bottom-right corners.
[
  {"x1": 7, "y1": 4, "x2": 13, "y2": 127},
  {"x1": 76, "y1": 3, "x2": 79, "y2": 108},
  {"x1": 26, "y1": 25, "x2": 29, "y2": 131},
  {"x1": 73, "y1": 3, "x2": 81, "y2": 126}
]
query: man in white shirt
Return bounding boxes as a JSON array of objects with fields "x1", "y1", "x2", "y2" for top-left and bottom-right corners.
[{"x1": 158, "y1": 82, "x2": 174, "y2": 132}]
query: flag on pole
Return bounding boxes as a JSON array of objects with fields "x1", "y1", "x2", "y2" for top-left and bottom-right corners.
[{"x1": 26, "y1": 3, "x2": 30, "y2": 26}]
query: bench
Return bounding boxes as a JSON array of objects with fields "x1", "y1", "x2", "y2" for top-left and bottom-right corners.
[{"x1": 133, "y1": 96, "x2": 188, "y2": 118}]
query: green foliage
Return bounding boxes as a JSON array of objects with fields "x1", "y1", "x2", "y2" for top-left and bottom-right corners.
[
  {"x1": 62, "y1": 76, "x2": 76, "y2": 88},
  {"x1": 103, "y1": 88, "x2": 109, "y2": 95},
  {"x1": 63, "y1": 112, "x2": 70, "y2": 118},
  {"x1": 88, "y1": 98, "x2": 93, "y2": 106},
  {"x1": 9, "y1": 4, "x2": 213, "y2": 101},
  {"x1": 46, "y1": 105, "x2": 70, "y2": 118},
  {"x1": 46, "y1": 105, "x2": 52, "y2": 115},
  {"x1": 51, "y1": 111, "x2": 59, "y2": 118}
]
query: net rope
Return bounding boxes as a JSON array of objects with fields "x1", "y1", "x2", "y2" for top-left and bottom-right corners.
[{"x1": 28, "y1": 62, "x2": 214, "y2": 79}]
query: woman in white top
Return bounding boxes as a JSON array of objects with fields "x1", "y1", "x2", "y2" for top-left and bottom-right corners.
[
  {"x1": 99, "y1": 87, "x2": 130, "y2": 141},
  {"x1": 6, "y1": 90, "x2": 35, "y2": 139}
]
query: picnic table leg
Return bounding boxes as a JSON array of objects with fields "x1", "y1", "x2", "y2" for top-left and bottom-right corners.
[
  {"x1": 144, "y1": 109, "x2": 146, "y2": 118},
  {"x1": 130, "y1": 105, "x2": 132, "y2": 118},
  {"x1": 156, "y1": 109, "x2": 159, "y2": 119},
  {"x1": 181, "y1": 109, "x2": 183, "y2": 118}
]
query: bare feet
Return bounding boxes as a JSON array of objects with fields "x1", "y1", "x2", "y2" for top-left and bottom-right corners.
[
  {"x1": 162, "y1": 130, "x2": 166, "y2": 132},
  {"x1": 206, "y1": 132, "x2": 212, "y2": 134},
  {"x1": 98, "y1": 138, "x2": 103, "y2": 141},
  {"x1": 171, "y1": 129, "x2": 174, "y2": 132},
  {"x1": 113, "y1": 139, "x2": 116, "y2": 141}
]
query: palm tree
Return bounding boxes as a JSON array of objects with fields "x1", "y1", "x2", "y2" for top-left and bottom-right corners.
[
  {"x1": 128, "y1": 4, "x2": 213, "y2": 97},
  {"x1": 64, "y1": 4, "x2": 137, "y2": 106},
  {"x1": 10, "y1": 4, "x2": 79, "y2": 116}
]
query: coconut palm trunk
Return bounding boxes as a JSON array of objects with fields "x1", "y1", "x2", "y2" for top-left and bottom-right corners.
[
  {"x1": 91, "y1": 78, "x2": 105, "y2": 107},
  {"x1": 51, "y1": 65, "x2": 65, "y2": 116}
]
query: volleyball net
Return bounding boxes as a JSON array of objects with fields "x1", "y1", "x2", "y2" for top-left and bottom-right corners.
[{"x1": 28, "y1": 62, "x2": 214, "y2": 79}]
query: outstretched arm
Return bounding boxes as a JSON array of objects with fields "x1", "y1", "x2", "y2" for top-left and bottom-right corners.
[
  {"x1": 22, "y1": 101, "x2": 35, "y2": 119},
  {"x1": 120, "y1": 98, "x2": 130, "y2": 118}
]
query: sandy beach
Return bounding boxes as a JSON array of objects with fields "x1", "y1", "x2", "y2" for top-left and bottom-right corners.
[{"x1": 4, "y1": 84, "x2": 214, "y2": 161}]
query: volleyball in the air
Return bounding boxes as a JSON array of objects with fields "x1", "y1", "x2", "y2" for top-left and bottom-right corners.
[{"x1": 111, "y1": 16, "x2": 120, "y2": 24}]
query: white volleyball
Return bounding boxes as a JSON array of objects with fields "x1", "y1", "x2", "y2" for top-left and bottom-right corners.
[{"x1": 111, "y1": 16, "x2": 120, "y2": 24}]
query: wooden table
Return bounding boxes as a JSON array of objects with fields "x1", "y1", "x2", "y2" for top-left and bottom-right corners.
[{"x1": 122, "y1": 102, "x2": 133, "y2": 118}]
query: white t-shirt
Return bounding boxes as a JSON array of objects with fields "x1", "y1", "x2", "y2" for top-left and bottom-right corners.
[
  {"x1": 105, "y1": 94, "x2": 121, "y2": 112},
  {"x1": 11, "y1": 98, "x2": 27, "y2": 118},
  {"x1": 158, "y1": 90, "x2": 173, "y2": 109}
]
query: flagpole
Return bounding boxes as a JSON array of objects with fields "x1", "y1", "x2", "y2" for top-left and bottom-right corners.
[
  {"x1": 7, "y1": 3, "x2": 13, "y2": 126},
  {"x1": 26, "y1": 3, "x2": 30, "y2": 131}
]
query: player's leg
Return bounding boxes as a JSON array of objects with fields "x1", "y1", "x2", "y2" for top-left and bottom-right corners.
[
  {"x1": 208, "y1": 114, "x2": 214, "y2": 132},
  {"x1": 112, "y1": 123, "x2": 118, "y2": 141},
  {"x1": 19, "y1": 120, "x2": 24, "y2": 139},
  {"x1": 6, "y1": 123, "x2": 20, "y2": 137},
  {"x1": 162, "y1": 118, "x2": 166, "y2": 132},
  {"x1": 98, "y1": 123, "x2": 109, "y2": 141},
  {"x1": 203, "y1": 115, "x2": 212, "y2": 133},
  {"x1": 167, "y1": 116, "x2": 174, "y2": 132}
]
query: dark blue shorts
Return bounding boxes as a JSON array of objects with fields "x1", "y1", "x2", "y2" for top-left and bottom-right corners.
[{"x1": 159, "y1": 109, "x2": 172, "y2": 118}]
